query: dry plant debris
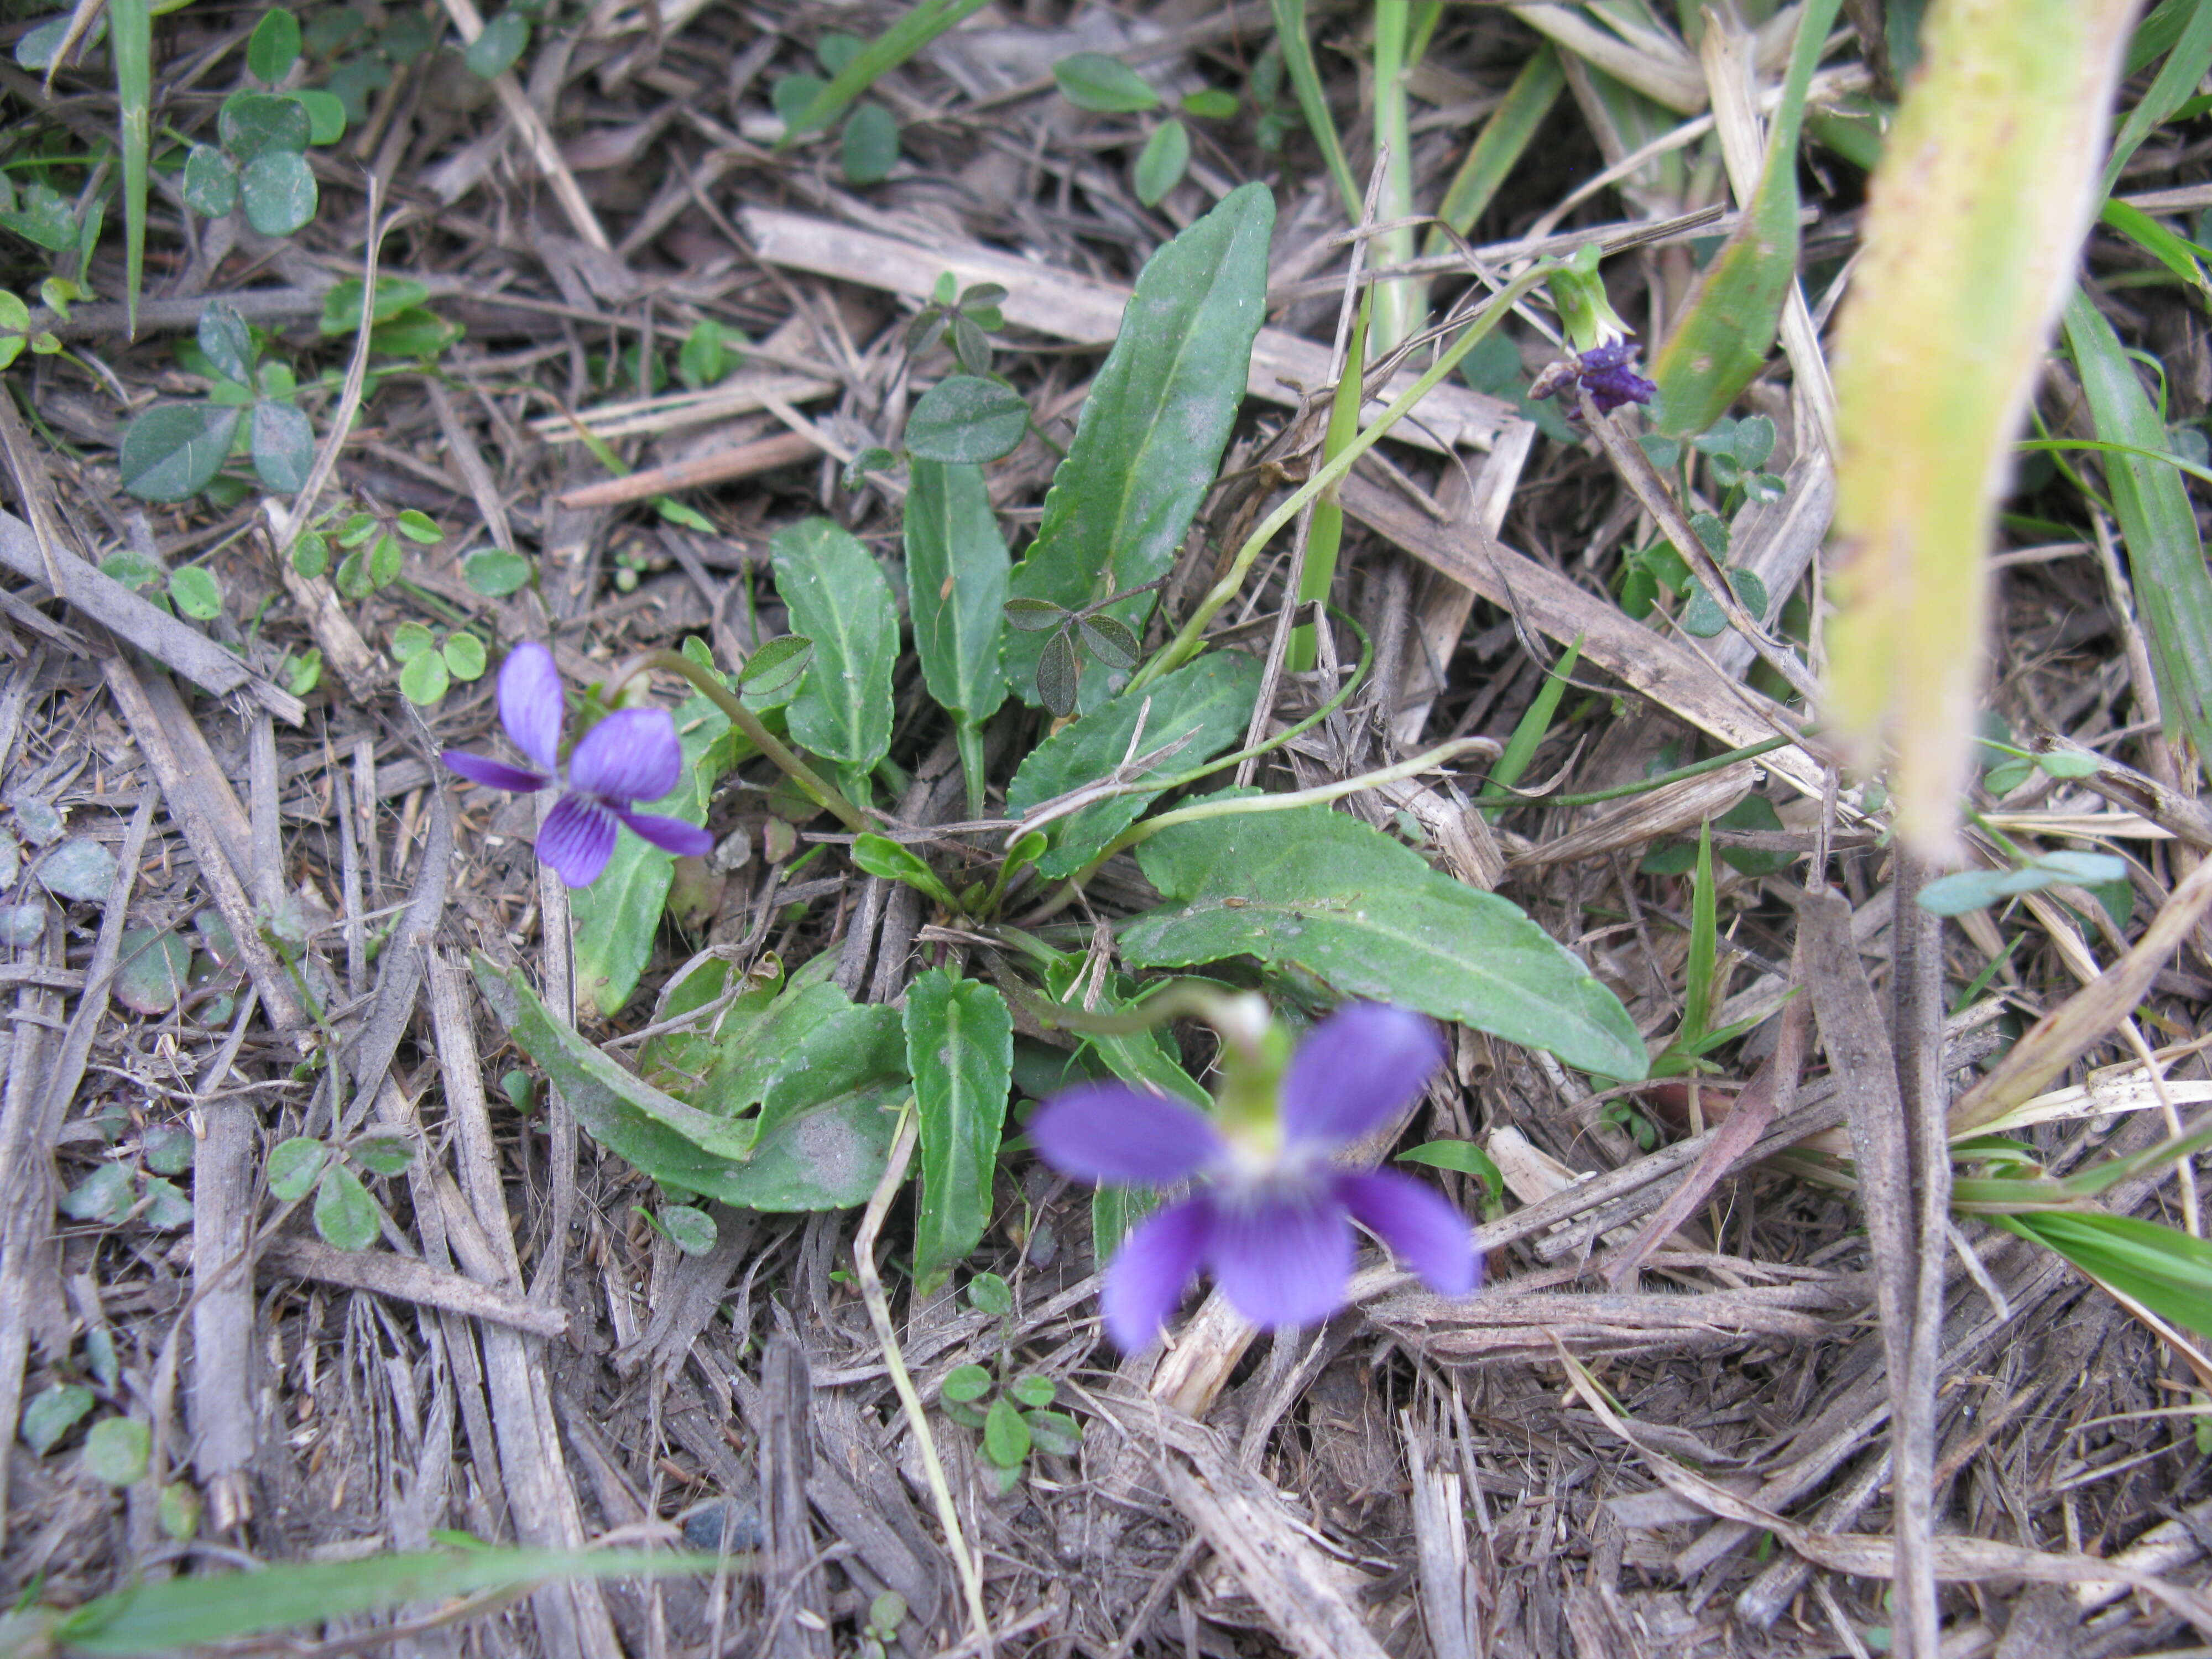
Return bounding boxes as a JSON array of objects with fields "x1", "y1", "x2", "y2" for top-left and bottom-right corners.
[{"x1": 3, "y1": 1, "x2": 2212, "y2": 1656}]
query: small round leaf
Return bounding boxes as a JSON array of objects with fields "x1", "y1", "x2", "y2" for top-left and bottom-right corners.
[
  {"x1": 38, "y1": 838, "x2": 116, "y2": 902},
  {"x1": 841, "y1": 102, "x2": 899, "y2": 185},
  {"x1": 661, "y1": 1204, "x2": 718, "y2": 1255},
  {"x1": 982, "y1": 1396, "x2": 1030, "y2": 1468},
  {"x1": 295, "y1": 87, "x2": 347, "y2": 143},
  {"x1": 350, "y1": 1135, "x2": 416, "y2": 1175},
  {"x1": 1052, "y1": 52, "x2": 1159, "y2": 113},
  {"x1": 442, "y1": 632, "x2": 487, "y2": 681},
  {"x1": 167, "y1": 566, "x2": 223, "y2": 621},
  {"x1": 82, "y1": 1417, "x2": 150, "y2": 1486},
  {"x1": 251, "y1": 399, "x2": 316, "y2": 493},
  {"x1": 463, "y1": 9, "x2": 530, "y2": 78},
  {"x1": 313, "y1": 1162, "x2": 381, "y2": 1250},
  {"x1": 737, "y1": 634, "x2": 814, "y2": 706},
  {"x1": 464, "y1": 549, "x2": 533, "y2": 595},
  {"x1": 114, "y1": 927, "x2": 193, "y2": 1014},
  {"x1": 906, "y1": 375, "x2": 1029, "y2": 464},
  {"x1": 218, "y1": 90, "x2": 312, "y2": 159},
  {"x1": 389, "y1": 620, "x2": 435, "y2": 662},
  {"x1": 21, "y1": 1383, "x2": 94, "y2": 1454},
  {"x1": 239, "y1": 149, "x2": 317, "y2": 237},
  {"x1": 266, "y1": 1135, "x2": 330, "y2": 1200},
  {"x1": 1134, "y1": 118, "x2": 1190, "y2": 208},
  {"x1": 248, "y1": 9, "x2": 302, "y2": 84},
  {"x1": 121, "y1": 404, "x2": 242, "y2": 503},
  {"x1": 941, "y1": 1364, "x2": 993, "y2": 1404},
  {"x1": 182, "y1": 145, "x2": 240, "y2": 217},
  {"x1": 398, "y1": 649, "x2": 450, "y2": 706}
]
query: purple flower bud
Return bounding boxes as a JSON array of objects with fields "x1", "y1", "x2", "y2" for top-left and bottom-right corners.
[
  {"x1": 1029, "y1": 1003, "x2": 1478, "y2": 1350},
  {"x1": 1527, "y1": 341, "x2": 1656, "y2": 420},
  {"x1": 440, "y1": 643, "x2": 713, "y2": 887}
]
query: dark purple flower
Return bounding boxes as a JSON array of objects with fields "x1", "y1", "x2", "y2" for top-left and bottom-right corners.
[
  {"x1": 1029, "y1": 1003, "x2": 1479, "y2": 1350},
  {"x1": 441, "y1": 642, "x2": 713, "y2": 888},
  {"x1": 1530, "y1": 340, "x2": 1656, "y2": 419}
]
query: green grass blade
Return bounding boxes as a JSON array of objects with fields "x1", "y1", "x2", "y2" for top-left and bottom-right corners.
[
  {"x1": 2103, "y1": 0, "x2": 2212, "y2": 191},
  {"x1": 1289, "y1": 293, "x2": 1368, "y2": 674},
  {"x1": 2099, "y1": 199, "x2": 2212, "y2": 299},
  {"x1": 2062, "y1": 287, "x2": 2212, "y2": 768},
  {"x1": 1649, "y1": 0, "x2": 1841, "y2": 436},
  {"x1": 111, "y1": 0, "x2": 151, "y2": 337},
  {"x1": 781, "y1": 0, "x2": 993, "y2": 142},
  {"x1": 1683, "y1": 817, "x2": 1717, "y2": 1047},
  {"x1": 1994, "y1": 1209, "x2": 2212, "y2": 1340},
  {"x1": 1823, "y1": 0, "x2": 2136, "y2": 855},
  {"x1": 1427, "y1": 45, "x2": 1566, "y2": 248},
  {"x1": 1479, "y1": 635, "x2": 1581, "y2": 822},
  {"x1": 1266, "y1": 0, "x2": 1363, "y2": 222}
]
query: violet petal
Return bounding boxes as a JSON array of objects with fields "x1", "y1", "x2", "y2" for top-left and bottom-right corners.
[
  {"x1": 1205, "y1": 1183, "x2": 1354, "y2": 1331},
  {"x1": 1027, "y1": 1084, "x2": 1226, "y2": 1185},
  {"x1": 1280, "y1": 1003, "x2": 1444, "y2": 1149},
  {"x1": 441, "y1": 749, "x2": 549, "y2": 794},
  {"x1": 1335, "y1": 1170, "x2": 1478, "y2": 1297},
  {"x1": 536, "y1": 792, "x2": 619, "y2": 887},
  {"x1": 616, "y1": 809, "x2": 715, "y2": 858},
  {"x1": 567, "y1": 708, "x2": 684, "y2": 806},
  {"x1": 498, "y1": 643, "x2": 565, "y2": 773},
  {"x1": 1101, "y1": 1197, "x2": 1213, "y2": 1351}
]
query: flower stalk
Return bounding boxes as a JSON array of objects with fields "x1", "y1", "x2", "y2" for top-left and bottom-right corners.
[{"x1": 604, "y1": 648, "x2": 872, "y2": 834}]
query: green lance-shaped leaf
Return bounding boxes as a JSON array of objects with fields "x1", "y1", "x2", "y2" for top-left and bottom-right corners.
[
  {"x1": 906, "y1": 458, "x2": 1011, "y2": 728},
  {"x1": 474, "y1": 956, "x2": 764, "y2": 1170},
  {"x1": 903, "y1": 969, "x2": 1014, "y2": 1290},
  {"x1": 2062, "y1": 288, "x2": 2212, "y2": 766},
  {"x1": 1005, "y1": 182, "x2": 1274, "y2": 713},
  {"x1": 570, "y1": 688, "x2": 738, "y2": 1019},
  {"x1": 1120, "y1": 797, "x2": 1647, "y2": 1079},
  {"x1": 1823, "y1": 0, "x2": 2137, "y2": 854},
  {"x1": 1005, "y1": 651, "x2": 1262, "y2": 880},
  {"x1": 1650, "y1": 0, "x2": 1841, "y2": 436},
  {"x1": 770, "y1": 518, "x2": 898, "y2": 778},
  {"x1": 32, "y1": 1549, "x2": 728, "y2": 1657}
]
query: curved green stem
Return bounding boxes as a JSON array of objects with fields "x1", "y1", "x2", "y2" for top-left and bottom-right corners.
[
  {"x1": 606, "y1": 649, "x2": 870, "y2": 833},
  {"x1": 1470, "y1": 732, "x2": 1798, "y2": 810},
  {"x1": 1130, "y1": 263, "x2": 1553, "y2": 695}
]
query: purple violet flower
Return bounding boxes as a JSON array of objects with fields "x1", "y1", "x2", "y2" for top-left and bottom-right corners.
[
  {"x1": 441, "y1": 642, "x2": 713, "y2": 888},
  {"x1": 1530, "y1": 340, "x2": 1657, "y2": 419},
  {"x1": 1029, "y1": 1002, "x2": 1479, "y2": 1350}
]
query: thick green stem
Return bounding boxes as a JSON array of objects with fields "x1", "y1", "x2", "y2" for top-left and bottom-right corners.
[
  {"x1": 955, "y1": 720, "x2": 988, "y2": 821},
  {"x1": 1130, "y1": 264, "x2": 1552, "y2": 694},
  {"x1": 608, "y1": 650, "x2": 870, "y2": 833}
]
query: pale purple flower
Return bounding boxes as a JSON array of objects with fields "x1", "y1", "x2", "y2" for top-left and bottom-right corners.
[
  {"x1": 1030, "y1": 1003, "x2": 1478, "y2": 1350},
  {"x1": 441, "y1": 642, "x2": 712, "y2": 887}
]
